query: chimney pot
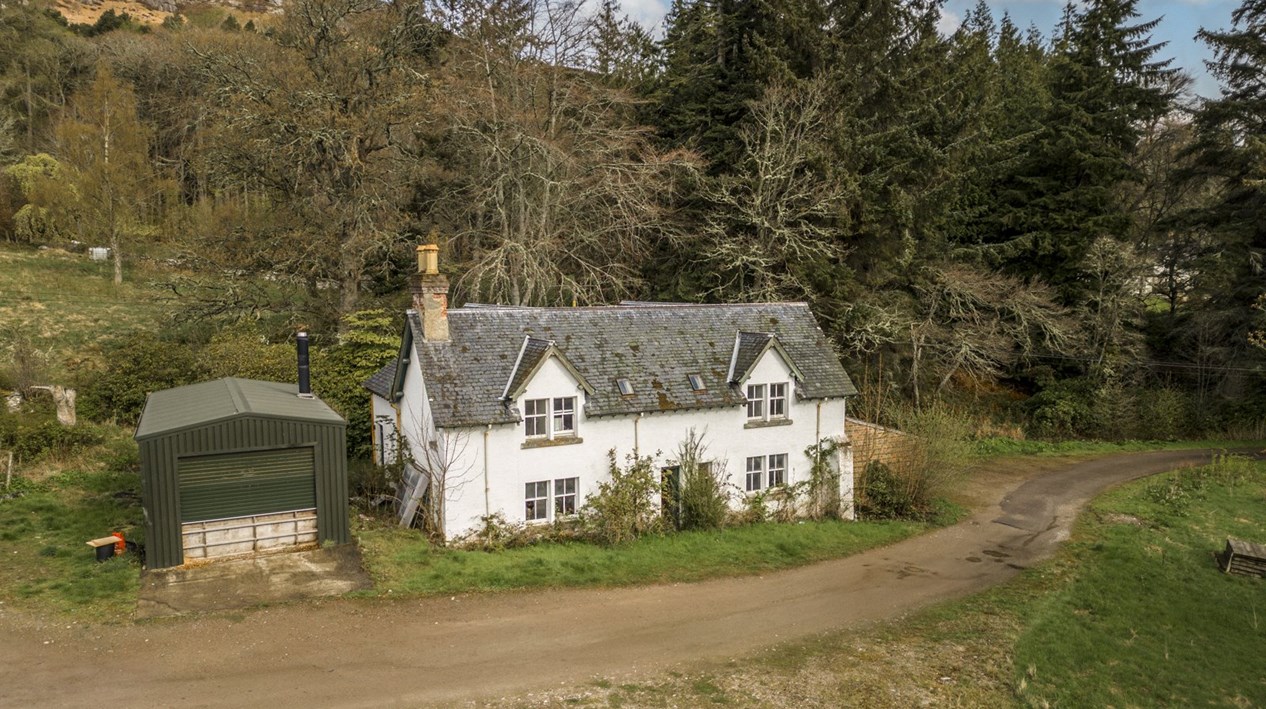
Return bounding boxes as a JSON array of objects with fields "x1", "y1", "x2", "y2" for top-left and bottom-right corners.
[
  {"x1": 418, "y1": 244, "x2": 439, "y2": 276},
  {"x1": 411, "y1": 242, "x2": 450, "y2": 342}
]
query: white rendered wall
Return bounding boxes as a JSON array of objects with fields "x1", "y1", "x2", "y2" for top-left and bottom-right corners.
[
  {"x1": 370, "y1": 393, "x2": 400, "y2": 465},
  {"x1": 430, "y1": 349, "x2": 854, "y2": 540}
]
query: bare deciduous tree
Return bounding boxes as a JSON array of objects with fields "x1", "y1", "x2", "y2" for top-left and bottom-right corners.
[
  {"x1": 188, "y1": 0, "x2": 441, "y2": 319},
  {"x1": 398, "y1": 403, "x2": 478, "y2": 541},
  {"x1": 905, "y1": 264, "x2": 1075, "y2": 406},
  {"x1": 699, "y1": 78, "x2": 849, "y2": 302},
  {"x1": 433, "y1": 0, "x2": 696, "y2": 306}
]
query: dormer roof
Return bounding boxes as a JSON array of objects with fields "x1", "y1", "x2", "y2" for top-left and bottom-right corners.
[
  {"x1": 501, "y1": 336, "x2": 595, "y2": 401},
  {"x1": 727, "y1": 331, "x2": 805, "y2": 385}
]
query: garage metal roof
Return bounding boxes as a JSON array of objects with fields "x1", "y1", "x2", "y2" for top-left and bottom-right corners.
[{"x1": 135, "y1": 377, "x2": 345, "y2": 440}]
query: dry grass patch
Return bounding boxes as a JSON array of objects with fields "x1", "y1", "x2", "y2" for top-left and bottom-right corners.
[{"x1": 0, "y1": 247, "x2": 176, "y2": 378}]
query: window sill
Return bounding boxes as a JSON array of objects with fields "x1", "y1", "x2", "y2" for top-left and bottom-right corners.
[
  {"x1": 744, "y1": 418, "x2": 793, "y2": 429},
  {"x1": 522, "y1": 436, "x2": 584, "y2": 450}
]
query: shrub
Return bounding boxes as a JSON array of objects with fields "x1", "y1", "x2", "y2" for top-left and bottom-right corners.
[
  {"x1": 804, "y1": 437, "x2": 843, "y2": 519},
  {"x1": 347, "y1": 458, "x2": 401, "y2": 516},
  {"x1": 311, "y1": 309, "x2": 399, "y2": 460},
  {"x1": 857, "y1": 403, "x2": 972, "y2": 521},
  {"x1": 1135, "y1": 387, "x2": 1189, "y2": 441},
  {"x1": 858, "y1": 461, "x2": 917, "y2": 519},
  {"x1": 75, "y1": 332, "x2": 202, "y2": 425},
  {"x1": 0, "y1": 412, "x2": 106, "y2": 461},
  {"x1": 581, "y1": 450, "x2": 662, "y2": 545},
  {"x1": 1027, "y1": 378, "x2": 1094, "y2": 439},
  {"x1": 197, "y1": 326, "x2": 296, "y2": 382},
  {"x1": 673, "y1": 430, "x2": 729, "y2": 531},
  {"x1": 102, "y1": 438, "x2": 140, "y2": 473}
]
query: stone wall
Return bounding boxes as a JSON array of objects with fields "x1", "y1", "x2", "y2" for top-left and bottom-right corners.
[{"x1": 847, "y1": 417, "x2": 918, "y2": 474}]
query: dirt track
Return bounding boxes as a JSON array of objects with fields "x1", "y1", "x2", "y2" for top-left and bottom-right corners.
[{"x1": 0, "y1": 450, "x2": 1220, "y2": 708}]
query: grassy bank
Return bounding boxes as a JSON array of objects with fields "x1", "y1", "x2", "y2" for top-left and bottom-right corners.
[
  {"x1": 356, "y1": 515, "x2": 937, "y2": 596},
  {"x1": 513, "y1": 455, "x2": 1266, "y2": 707},
  {"x1": 972, "y1": 435, "x2": 1266, "y2": 458},
  {"x1": 0, "y1": 247, "x2": 176, "y2": 368},
  {"x1": 1012, "y1": 455, "x2": 1266, "y2": 706}
]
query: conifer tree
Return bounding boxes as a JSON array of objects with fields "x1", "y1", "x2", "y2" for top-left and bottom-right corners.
[
  {"x1": 1185, "y1": 0, "x2": 1266, "y2": 366},
  {"x1": 656, "y1": 0, "x2": 828, "y2": 168},
  {"x1": 983, "y1": 0, "x2": 1177, "y2": 306}
]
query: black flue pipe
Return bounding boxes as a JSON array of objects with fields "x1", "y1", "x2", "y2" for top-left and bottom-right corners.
[{"x1": 297, "y1": 331, "x2": 312, "y2": 398}]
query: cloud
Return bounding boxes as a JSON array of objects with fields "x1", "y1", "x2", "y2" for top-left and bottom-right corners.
[
  {"x1": 937, "y1": 8, "x2": 962, "y2": 36},
  {"x1": 620, "y1": 0, "x2": 672, "y2": 33}
]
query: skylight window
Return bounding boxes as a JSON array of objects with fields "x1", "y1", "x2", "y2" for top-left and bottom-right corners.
[
  {"x1": 688, "y1": 374, "x2": 705, "y2": 391},
  {"x1": 617, "y1": 378, "x2": 635, "y2": 396}
]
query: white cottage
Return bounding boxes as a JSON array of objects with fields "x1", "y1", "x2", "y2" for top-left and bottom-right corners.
[{"x1": 365, "y1": 245, "x2": 859, "y2": 539}]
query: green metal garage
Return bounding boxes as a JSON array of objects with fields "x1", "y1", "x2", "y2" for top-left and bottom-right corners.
[{"x1": 135, "y1": 377, "x2": 349, "y2": 569}]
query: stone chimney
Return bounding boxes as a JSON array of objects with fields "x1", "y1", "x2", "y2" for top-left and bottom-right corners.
[{"x1": 411, "y1": 243, "x2": 449, "y2": 342}]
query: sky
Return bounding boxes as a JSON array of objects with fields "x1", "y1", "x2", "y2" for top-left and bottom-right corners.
[{"x1": 617, "y1": 0, "x2": 1241, "y2": 101}]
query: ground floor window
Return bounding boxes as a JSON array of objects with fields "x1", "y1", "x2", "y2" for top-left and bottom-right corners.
[
  {"x1": 745, "y1": 456, "x2": 765, "y2": 492},
  {"x1": 746, "y1": 454, "x2": 788, "y2": 492},
  {"x1": 554, "y1": 477, "x2": 578, "y2": 517},
  {"x1": 768, "y1": 453, "x2": 787, "y2": 487},
  {"x1": 525, "y1": 481, "x2": 549, "y2": 521},
  {"x1": 527, "y1": 477, "x2": 580, "y2": 521}
]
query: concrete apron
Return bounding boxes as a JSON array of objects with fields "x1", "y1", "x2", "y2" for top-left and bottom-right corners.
[{"x1": 136, "y1": 544, "x2": 372, "y2": 618}]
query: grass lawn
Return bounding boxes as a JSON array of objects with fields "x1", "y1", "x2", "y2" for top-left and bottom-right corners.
[
  {"x1": 1012, "y1": 455, "x2": 1266, "y2": 707},
  {"x1": 0, "y1": 466, "x2": 144, "y2": 622},
  {"x1": 514, "y1": 455, "x2": 1266, "y2": 708},
  {"x1": 356, "y1": 514, "x2": 939, "y2": 596}
]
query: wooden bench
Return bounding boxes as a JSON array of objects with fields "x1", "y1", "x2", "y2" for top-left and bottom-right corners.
[{"x1": 1218, "y1": 538, "x2": 1266, "y2": 578}]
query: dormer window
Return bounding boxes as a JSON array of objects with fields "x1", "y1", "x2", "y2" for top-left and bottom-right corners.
[
  {"x1": 745, "y1": 382, "x2": 790, "y2": 424},
  {"x1": 552, "y1": 397, "x2": 576, "y2": 435},
  {"x1": 746, "y1": 384, "x2": 766, "y2": 419},
  {"x1": 768, "y1": 383, "x2": 788, "y2": 418},
  {"x1": 524, "y1": 399, "x2": 549, "y2": 437},
  {"x1": 524, "y1": 396, "x2": 577, "y2": 439}
]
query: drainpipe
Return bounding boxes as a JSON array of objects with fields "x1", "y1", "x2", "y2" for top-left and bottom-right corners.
[
  {"x1": 815, "y1": 401, "x2": 822, "y2": 459},
  {"x1": 634, "y1": 412, "x2": 644, "y2": 457},
  {"x1": 483, "y1": 424, "x2": 492, "y2": 518}
]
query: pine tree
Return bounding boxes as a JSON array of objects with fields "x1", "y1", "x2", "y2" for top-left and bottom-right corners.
[
  {"x1": 1184, "y1": 0, "x2": 1266, "y2": 370},
  {"x1": 655, "y1": 0, "x2": 828, "y2": 168},
  {"x1": 588, "y1": 0, "x2": 659, "y2": 91},
  {"x1": 983, "y1": 0, "x2": 1177, "y2": 305}
]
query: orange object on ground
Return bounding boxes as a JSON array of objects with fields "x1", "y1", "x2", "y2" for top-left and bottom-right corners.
[{"x1": 111, "y1": 532, "x2": 125, "y2": 555}]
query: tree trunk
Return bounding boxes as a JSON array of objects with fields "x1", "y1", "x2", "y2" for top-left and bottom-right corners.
[{"x1": 111, "y1": 230, "x2": 123, "y2": 285}]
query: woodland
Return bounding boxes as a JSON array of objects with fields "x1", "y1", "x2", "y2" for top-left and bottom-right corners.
[{"x1": 1, "y1": 0, "x2": 1265, "y2": 442}]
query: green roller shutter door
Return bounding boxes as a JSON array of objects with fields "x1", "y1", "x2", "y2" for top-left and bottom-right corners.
[{"x1": 178, "y1": 447, "x2": 316, "y2": 522}]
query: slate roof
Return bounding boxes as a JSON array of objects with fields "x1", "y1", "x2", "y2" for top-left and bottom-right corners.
[
  {"x1": 502, "y1": 336, "x2": 552, "y2": 399},
  {"x1": 365, "y1": 364, "x2": 395, "y2": 399},
  {"x1": 136, "y1": 377, "x2": 345, "y2": 440},
  {"x1": 730, "y1": 331, "x2": 772, "y2": 382},
  {"x1": 386, "y1": 302, "x2": 856, "y2": 429}
]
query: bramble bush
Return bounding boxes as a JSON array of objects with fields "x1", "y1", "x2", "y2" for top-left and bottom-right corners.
[
  {"x1": 673, "y1": 429, "x2": 730, "y2": 531},
  {"x1": 0, "y1": 410, "x2": 106, "y2": 461},
  {"x1": 581, "y1": 451, "x2": 663, "y2": 545}
]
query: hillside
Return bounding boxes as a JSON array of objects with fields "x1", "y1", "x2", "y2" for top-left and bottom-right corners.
[
  {"x1": 49, "y1": 0, "x2": 277, "y2": 28},
  {"x1": 0, "y1": 246, "x2": 176, "y2": 382}
]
